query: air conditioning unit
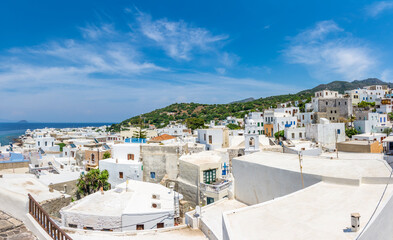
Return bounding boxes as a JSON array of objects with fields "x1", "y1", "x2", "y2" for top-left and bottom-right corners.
[
  {"x1": 151, "y1": 202, "x2": 161, "y2": 209},
  {"x1": 152, "y1": 194, "x2": 160, "y2": 200}
]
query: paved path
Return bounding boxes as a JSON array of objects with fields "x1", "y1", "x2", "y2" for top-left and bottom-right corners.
[{"x1": 0, "y1": 210, "x2": 36, "y2": 240}]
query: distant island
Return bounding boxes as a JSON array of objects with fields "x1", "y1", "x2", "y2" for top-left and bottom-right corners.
[{"x1": 17, "y1": 120, "x2": 28, "y2": 123}]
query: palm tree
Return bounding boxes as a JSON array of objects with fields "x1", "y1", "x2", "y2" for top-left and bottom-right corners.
[{"x1": 77, "y1": 169, "x2": 110, "y2": 197}]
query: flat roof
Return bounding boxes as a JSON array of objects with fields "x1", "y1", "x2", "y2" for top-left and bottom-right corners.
[
  {"x1": 0, "y1": 176, "x2": 65, "y2": 202},
  {"x1": 224, "y1": 182, "x2": 393, "y2": 240},
  {"x1": 63, "y1": 180, "x2": 175, "y2": 216},
  {"x1": 234, "y1": 151, "x2": 391, "y2": 180},
  {"x1": 179, "y1": 151, "x2": 222, "y2": 165},
  {"x1": 199, "y1": 199, "x2": 246, "y2": 239},
  {"x1": 337, "y1": 140, "x2": 373, "y2": 146}
]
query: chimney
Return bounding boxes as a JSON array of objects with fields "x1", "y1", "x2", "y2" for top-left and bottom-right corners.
[{"x1": 351, "y1": 213, "x2": 360, "y2": 232}]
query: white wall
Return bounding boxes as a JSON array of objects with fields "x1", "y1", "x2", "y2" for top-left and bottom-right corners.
[
  {"x1": 305, "y1": 122, "x2": 345, "y2": 145},
  {"x1": 197, "y1": 129, "x2": 224, "y2": 150},
  {"x1": 122, "y1": 211, "x2": 174, "y2": 231},
  {"x1": 112, "y1": 144, "x2": 141, "y2": 161},
  {"x1": 232, "y1": 158, "x2": 321, "y2": 205},
  {"x1": 99, "y1": 160, "x2": 143, "y2": 187},
  {"x1": 358, "y1": 191, "x2": 393, "y2": 240}
]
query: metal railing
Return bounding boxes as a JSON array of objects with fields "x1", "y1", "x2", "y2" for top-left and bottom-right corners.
[
  {"x1": 28, "y1": 194, "x2": 73, "y2": 240},
  {"x1": 200, "y1": 180, "x2": 231, "y2": 194}
]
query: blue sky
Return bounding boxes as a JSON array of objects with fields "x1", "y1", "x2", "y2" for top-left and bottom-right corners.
[{"x1": 1, "y1": 0, "x2": 393, "y2": 122}]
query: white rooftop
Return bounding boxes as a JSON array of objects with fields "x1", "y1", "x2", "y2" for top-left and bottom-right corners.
[
  {"x1": 180, "y1": 151, "x2": 222, "y2": 165},
  {"x1": 224, "y1": 182, "x2": 393, "y2": 240},
  {"x1": 0, "y1": 176, "x2": 65, "y2": 202},
  {"x1": 236, "y1": 151, "x2": 391, "y2": 180},
  {"x1": 62, "y1": 180, "x2": 176, "y2": 216}
]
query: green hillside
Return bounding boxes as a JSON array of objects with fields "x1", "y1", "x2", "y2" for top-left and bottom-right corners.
[{"x1": 109, "y1": 78, "x2": 388, "y2": 131}]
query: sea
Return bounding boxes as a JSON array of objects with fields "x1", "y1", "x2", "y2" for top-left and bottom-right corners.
[{"x1": 0, "y1": 122, "x2": 114, "y2": 146}]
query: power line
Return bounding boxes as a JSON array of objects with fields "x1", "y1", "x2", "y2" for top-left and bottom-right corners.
[{"x1": 356, "y1": 167, "x2": 393, "y2": 239}]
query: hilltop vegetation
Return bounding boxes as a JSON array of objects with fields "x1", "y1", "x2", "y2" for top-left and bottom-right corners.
[{"x1": 109, "y1": 78, "x2": 389, "y2": 131}]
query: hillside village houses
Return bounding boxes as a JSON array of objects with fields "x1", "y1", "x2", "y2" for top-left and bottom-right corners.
[{"x1": 4, "y1": 84, "x2": 393, "y2": 239}]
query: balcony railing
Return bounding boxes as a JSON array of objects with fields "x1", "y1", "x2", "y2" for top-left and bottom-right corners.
[
  {"x1": 200, "y1": 180, "x2": 231, "y2": 194},
  {"x1": 28, "y1": 194, "x2": 73, "y2": 240}
]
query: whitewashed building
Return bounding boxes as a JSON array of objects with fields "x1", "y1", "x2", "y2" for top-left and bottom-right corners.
[
  {"x1": 99, "y1": 143, "x2": 143, "y2": 187},
  {"x1": 305, "y1": 118, "x2": 345, "y2": 146},
  {"x1": 60, "y1": 180, "x2": 181, "y2": 231}
]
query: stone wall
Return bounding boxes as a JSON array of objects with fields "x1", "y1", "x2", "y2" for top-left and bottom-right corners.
[
  {"x1": 141, "y1": 144, "x2": 185, "y2": 183},
  {"x1": 0, "y1": 162, "x2": 29, "y2": 170},
  {"x1": 51, "y1": 179, "x2": 79, "y2": 198},
  {"x1": 40, "y1": 195, "x2": 71, "y2": 220}
]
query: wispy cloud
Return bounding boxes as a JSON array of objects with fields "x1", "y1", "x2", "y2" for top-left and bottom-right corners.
[
  {"x1": 0, "y1": 11, "x2": 285, "y2": 122},
  {"x1": 366, "y1": 1, "x2": 393, "y2": 17},
  {"x1": 135, "y1": 11, "x2": 228, "y2": 61},
  {"x1": 283, "y1": 20, "x2": 377, "y2": 81}
]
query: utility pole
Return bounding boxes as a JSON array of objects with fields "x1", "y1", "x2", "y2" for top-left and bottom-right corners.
[
  {"x1": 298, "y1": 152, "x2": 304, "y2": 189},
  {"x1": 335, "y1": 129, "x2": 338, "y2": 159}
]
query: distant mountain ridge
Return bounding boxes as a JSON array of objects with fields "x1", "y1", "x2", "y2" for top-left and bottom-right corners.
[
  {"x1": 229, "y1": 97, "x2": 256, "y2": 104},
  {"x1": 109, "y1": 78, "x2": 389, "y2": 131},
  {"x1": 298, "y1": 78, "x2": 390, "y2": 94}
]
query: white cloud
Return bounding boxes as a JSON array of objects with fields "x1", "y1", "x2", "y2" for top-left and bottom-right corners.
[
  {"x1": 135, "y1": 12, "x2": 228, "y2": 60},
  {"x1": 366, "y1": 1, "x2": 393, "y2": 17},
  {"x1": 284, "y1": 20, "x2": 376, "y2": 81}
]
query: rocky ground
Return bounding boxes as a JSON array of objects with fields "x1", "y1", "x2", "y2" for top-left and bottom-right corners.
[{"x1": 0, "y1": 211, "x2": 36, "y2": 240}]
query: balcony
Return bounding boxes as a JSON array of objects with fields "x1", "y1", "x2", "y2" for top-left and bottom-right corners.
[{"x1": 200, "y1": 179, "x2": 232, "y2": 194}]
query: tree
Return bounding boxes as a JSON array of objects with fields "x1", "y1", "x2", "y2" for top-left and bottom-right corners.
[
  {"x1": 133, "y1": 117, "x2": 147, "y2": 139},
  {"x1": 348, "y1": 115, "x2": 356, "y2": 127},
  {"x1": 345, "y1": 128, "x2": 359, "y2": 138},
  {"x1": 103, "y1": 152, "x2": 111, "y2": 159},
  {"x1": 226, "y1": 123, "x2": 241, "y2": 130},
  {"x1": 56, "y1": 143, "x2": 66, "y2": 152},
  {"x1": 274, "y1": 130, "x2": 284, "y2": 139},
  {"x1": 185, "y1": 117, "x2": 205, "y2": 130},
  {"x1": 77, "y1": 169, "x2": 110, "y2": 198},
  {"x1": 383, "y1": 127, "x2": 392, "y2": 136}
]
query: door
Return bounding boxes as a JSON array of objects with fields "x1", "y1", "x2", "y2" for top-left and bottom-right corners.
[{"x1": 207, "y1": 197, "x2": 214, "y2": 205}]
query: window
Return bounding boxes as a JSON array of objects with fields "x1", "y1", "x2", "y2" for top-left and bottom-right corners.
[
  {"x1": 69, "y1": 224, "x2": 77, "y2": 228},
  {"x1": 203, "y1": 169, "x2": 217, "y2": 184},
  {"x1": 157, "y1": 223, "x2": 164, "y2": 229},
  {"x1": 119, "y1": 172, "x2": 123, "y2": 179},
  {"x1": 83, "y1": 227, "x2": 94, "y2": 230},
  {"x1": 299, "y1": 132, "x2": 302, "y2": 138},
  {"x1": 209, "y1": 135, "x2": 212, "y2": 144},
  {"x1": 136, "y1": 225, "x2": 144, "y2": 230},
  {"x1": 150, "y1": 172, "x2": 156, "y2": 179},
  {"x1": 326, "y1": 102, "x2": 328, "y2": 105},
  {"x1": 91, "y1": 154, "x2": 95, "y2": 164},
  {"x1": 204, "y1": 134, "x2": 206, "y2": 141},
  {"x1": 292, "y1": 133, "x2": 295, "y2": 138},
  {"x1": 311, "y1": 115, "x2": 313, "y2": 120},
  {"x1": 38, "y1": 141, "x2": 40, "y2": 146},
  {"x1": 128, "y1": 154, "x2": 134, "y2": 160},
  {"x1": 45, "y1": 141, "x2": 47, "y2": 146},
  {"x1": 337, "y1": 129, "x2": 341, "y2": 134}
]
